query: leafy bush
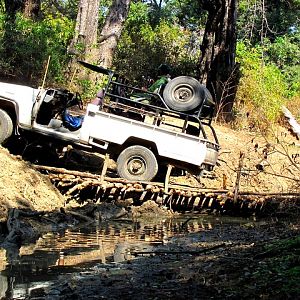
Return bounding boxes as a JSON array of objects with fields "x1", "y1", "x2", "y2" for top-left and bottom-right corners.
[
  {"x1": 234, "y1": 42, "x2": 289, "y2": 128},
  {"x1": 0, "y1": 12, "x2": 73, "y2": 85},
  {"x1": 267, "y1": 33, "x2": 300, "y2": 97},
  {"x1": 113, "y1": 2, "x2": 200, "y2": 85}
]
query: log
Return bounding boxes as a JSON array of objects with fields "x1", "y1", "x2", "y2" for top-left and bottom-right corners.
[
  {"x1": 234, "y1": 152, "x2": 245, "y2": 203},
  {"x1": 100, "y1": 154, "x2": 109, "y2": 183},
  {"x1": 34, "y1": 165, "x2": 101, "y2": 179},
  {"x1": 132, "y1": 243, "x2": 226, "y2": 256},
  {"x1": 35, "y1": 164, "x2": 231, "y2": 193},
  {"x1": 164, "y1": 164, "x2": 173, "y2": 194},
  {"x1": 65, "y1": 210, "x2": 94, "y2": 223},
  {"x1": 35, "y1": 163, "x2": 299, "y2": 216}
]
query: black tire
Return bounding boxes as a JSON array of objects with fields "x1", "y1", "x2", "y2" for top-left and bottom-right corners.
[
  {"x1": 117, "y1": 145, "x2": 158, "y2": 181},
  {"x1": 0, "y1": 109, "x2": 13, "y2": 144},
  {"x1": 163, "y1": 76, "x2": 207, "y2": 112}
]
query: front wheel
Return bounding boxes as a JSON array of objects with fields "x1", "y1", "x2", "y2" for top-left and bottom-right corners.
[
  {"x1": 117, "y1": 145, "x2": 158, "y2": 181},
  {"x1": 0, "y1": 109, "x2": 13, "y2": 144}
]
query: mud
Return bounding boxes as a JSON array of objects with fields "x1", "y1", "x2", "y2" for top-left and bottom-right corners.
[{"x1": 1, "y1": 215, "x2": 297, "y2": 300}]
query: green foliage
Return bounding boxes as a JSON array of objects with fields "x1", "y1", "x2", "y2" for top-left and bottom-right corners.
[
  {"x1": 75, "y1": 78, "x2": 96, "y2": 100},
  {"x1": 265, "y1": 235, "x2": 300, "y2": 251},
  {"x1": 0, "y1": 12, "x2": 74, "y2": 84},
  {"x1": 265, "y1": 0, "x2": 300, "y2": 39},
  {"x1": 236, "y1": 1, "x2": 300, "y2": 126},
  {"x1": 266, "y1": 33, "x2": 300, "y2": 96},
  {"x1": 235, "y1": 42, "x2": 289, "y2": 124},
  {"x1": 126, "y1": 1, "x2": 150, "y2": 31},
  {"x1": 163, "y1": 0, "x2": 206, "y2": 29},
  {"x1": 252, "y1": 236, "x2": 300, "y2": 296},
  {"x1": 41, "y1": 0, "x2": 79, "y2": 20},
  {"x1": 113, "y1": 2, "x2": 200, "y2": 85},
  {"x1": 237, "y1": 0, "x2": 300, "y2": 42},
  {"x1": 143, "y1": 0, "x2": 205, "y2": 29}
]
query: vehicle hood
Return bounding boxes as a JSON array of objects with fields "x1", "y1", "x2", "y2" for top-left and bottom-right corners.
[{"x1": 0, "y1": 82, "x2": 40, "y2": 103}]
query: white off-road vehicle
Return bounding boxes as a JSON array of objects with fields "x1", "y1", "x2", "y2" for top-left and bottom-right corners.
[{"x1": 0, "y1": 61, "x2": 219, "y2": 181}]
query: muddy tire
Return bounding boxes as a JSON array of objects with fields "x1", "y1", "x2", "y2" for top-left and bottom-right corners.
[
  {"x1": 0, "y1": 109, "x2": 13, "y2": 144},
  {"x1": 117, "y1": 145, "x2": 158, "y2": 181},
  {"x1": 163, "y1": 76, "x2": 207, "y2": 112}
]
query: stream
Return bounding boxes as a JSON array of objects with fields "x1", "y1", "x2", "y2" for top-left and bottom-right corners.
[{"x1": 0, "y1": 215, "x2": 259, "y2": 299}]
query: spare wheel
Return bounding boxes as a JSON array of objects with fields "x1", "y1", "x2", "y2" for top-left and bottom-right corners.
[{"x1": 163, "y1": 76, "x2": 206, "y2": 112}]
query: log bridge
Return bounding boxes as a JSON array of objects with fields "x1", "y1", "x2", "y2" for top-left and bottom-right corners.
[{"x1": 34, "y1": 165, "x2": 299, "y2": 216}]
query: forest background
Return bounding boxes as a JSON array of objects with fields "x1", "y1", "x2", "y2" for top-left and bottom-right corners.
[{"x1": 0, "y1": 0, "x2": 299, "y2": 130}]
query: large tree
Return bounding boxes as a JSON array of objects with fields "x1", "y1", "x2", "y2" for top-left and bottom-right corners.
[
  {"x1": 68, "y1": 0, "x2": 100, "y2": 62},
  {"x1": 23, "y1": 0, "x2": 40, "y2": 19},
  {"x1": 98, "y1": 0, "x2": 131, "y2": 69},
  {"x1": 4, "y1": 0, "x2": 40, "y2": 19},
  {"x1": 198, "y1": 0, "x2": 238, "y2": 118}
]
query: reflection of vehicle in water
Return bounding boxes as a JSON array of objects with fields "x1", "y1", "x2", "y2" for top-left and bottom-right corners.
[{"x1": 0, "y1": 61, "x2": 219, "y2": 181}]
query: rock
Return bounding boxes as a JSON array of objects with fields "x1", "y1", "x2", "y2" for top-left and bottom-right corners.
[
  {"x1": 93, "y1": 202, "x2": 128, "y2": 221},
  {"x1": 131, "y1": 200, "x2": 173, "y2": 218}
]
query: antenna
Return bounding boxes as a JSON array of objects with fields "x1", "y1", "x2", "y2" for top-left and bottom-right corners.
[{"x1": 41, "y1": 55, "x2": 51, "y2": 89}]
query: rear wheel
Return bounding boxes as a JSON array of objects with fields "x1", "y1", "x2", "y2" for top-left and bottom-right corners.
[
  {"x1": 117, "y1": 145, "x2": 158, "y2": 181},
  {"x1": 0, "y1": 109, "x2": 13, "y2": 144},
  {"x1": 163, "y1": 76, "x2": 206, "y2": 112}
]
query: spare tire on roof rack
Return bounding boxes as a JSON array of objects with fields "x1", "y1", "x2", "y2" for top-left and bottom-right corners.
[{"x1": 162, "y1": 76, "x2": 215, "y2": 114}]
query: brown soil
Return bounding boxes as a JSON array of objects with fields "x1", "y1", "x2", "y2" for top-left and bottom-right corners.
[
  {"x1": 131, "y1": 200, "x2": 174, "y2": 218},
  {"x1": 0, "y1": 146, "x2": 64, "y2": 222},
  {"x1": 172, "y1": 124, "x2": 300, "y2": 193}
]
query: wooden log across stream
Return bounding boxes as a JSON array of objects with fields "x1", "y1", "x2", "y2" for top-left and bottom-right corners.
[{"x1": 34, "y1": 165, "x2": 300, "y2": 216}]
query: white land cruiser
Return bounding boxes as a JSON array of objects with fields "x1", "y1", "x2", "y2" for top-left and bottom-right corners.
[{"x1": 0, "y1": 61, "x2": 220, "y2": 181}]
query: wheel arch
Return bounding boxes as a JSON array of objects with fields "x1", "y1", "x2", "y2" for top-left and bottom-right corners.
[
  {"x1": 0, "y1": 98, "x2": 18, "y2": 128},
  {"x1": 121, "y1": 136, "x2": 159, "y2": 157}
]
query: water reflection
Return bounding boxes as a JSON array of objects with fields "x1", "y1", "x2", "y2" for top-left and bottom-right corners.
[{"x1": 0, "y1": 215, "x2": 247, "y2": 299}]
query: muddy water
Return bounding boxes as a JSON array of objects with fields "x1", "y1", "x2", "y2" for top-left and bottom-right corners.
[{"x1": 0, "y1": 215, "x2": 253, "y2": 299}]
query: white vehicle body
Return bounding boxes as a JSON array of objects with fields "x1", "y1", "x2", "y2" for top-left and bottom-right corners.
[{"x1": 0, "y1": 81, "x2": 219, "y2": 181}]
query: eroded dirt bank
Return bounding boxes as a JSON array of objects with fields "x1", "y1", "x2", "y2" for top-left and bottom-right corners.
[
  {"x1": 0, "y1": 147, "x2": 64, "y2": 222},
  {"x1": 175, "y1": 124, "x2": 300, "y2": 194}
]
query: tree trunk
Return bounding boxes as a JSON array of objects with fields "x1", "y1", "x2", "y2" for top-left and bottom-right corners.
[
  {"x1": 67, "y1": 0, "x2": 100, "y2": 81},
  {"x1": 4, "y1": 0, "x2": 40, "y2": 19},
  {"x1": 68, "y1": 0, "x2": 100, "y2": 62},
  {"x1": 23, "y1": 0, "x2": 40, "y2": 19},
  {"x1": 4, "y1": 0, "x2": 23, "y2": 19},
  {"x1": 98, "y1": 0, "x2": 131, "y2": 69},
  {"x1": 198, "y1": 0, "x2": 239, "y2": 120}
]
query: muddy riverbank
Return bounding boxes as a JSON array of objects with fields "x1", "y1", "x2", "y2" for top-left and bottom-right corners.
[
  {"x1": 1, "y1": 213, "x2": 299, "y2": 300},
  {"x1": 0, "y1": 121, "x2": 299, "y2": 299}
]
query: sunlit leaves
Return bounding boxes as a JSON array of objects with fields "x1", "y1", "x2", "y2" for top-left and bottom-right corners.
[
  {"x1": 236, "y1": 42, "x2": 288, "y2": 122},
  {"x1": 0, "y1": 12, "x2": 73, "y2": 83}
]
